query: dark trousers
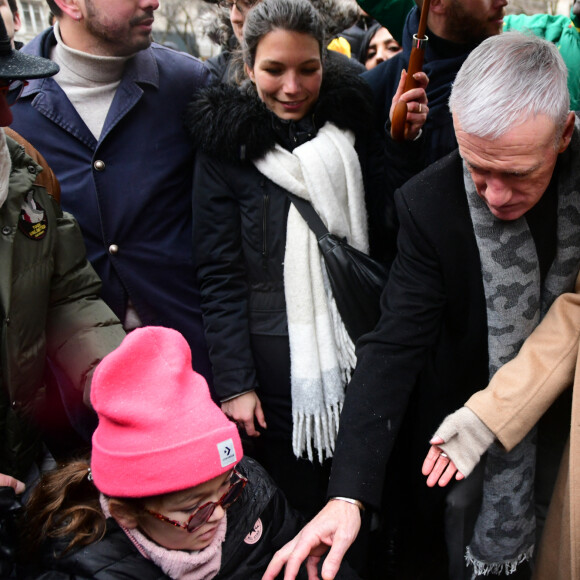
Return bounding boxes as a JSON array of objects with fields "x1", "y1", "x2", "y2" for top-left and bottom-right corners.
[
  {"x1": 248, "y1": 334, "x2": 368, "y2": 576},
  {"x1": 445, "y1": 460, "x2": 484, "y2": 580},
  {"x1": 247, "y1": 334, "x2": 332, "y2": 519}
]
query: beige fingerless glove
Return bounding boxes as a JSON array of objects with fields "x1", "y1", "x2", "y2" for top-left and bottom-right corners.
[{"x1": 433, "y1": 407, "x2": 495, "y2": 477}]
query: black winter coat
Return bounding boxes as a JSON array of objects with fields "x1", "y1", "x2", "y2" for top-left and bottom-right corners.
[
  {"x1": 328, "y1": 151, "x2": 489, "y2": 507},
  {"x1": 185, "y1": 59, "x2": 394, "y2": 403},
  {"x1": 19, "y1": 458, "x2": 312, "y2": 580}
]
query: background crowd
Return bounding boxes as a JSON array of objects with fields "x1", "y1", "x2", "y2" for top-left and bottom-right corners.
[{"x1": 0, "y1": 0, "x2": 578, "y2": 579}]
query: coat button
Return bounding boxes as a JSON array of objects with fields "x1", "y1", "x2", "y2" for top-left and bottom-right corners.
[
  {"x1": 2, "y1": 226, "x2": 11, "y2": 235},
  {"x1": 93, "y1": 160, "x2": 106, "y2": 171},
  {"x1": 108, "y1": 244, "x2": 119, "y2": 255}
]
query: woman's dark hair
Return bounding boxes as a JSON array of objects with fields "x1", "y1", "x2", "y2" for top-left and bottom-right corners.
[
  {"x1": 358, "y1": 22, "x2": 382, "y2": 64},
  {"x1": 242, "y1": 0, "x2": 326, "y2": 70}
]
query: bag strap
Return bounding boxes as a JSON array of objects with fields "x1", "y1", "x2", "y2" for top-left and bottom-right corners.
[{"x1": 286, "y1": 192, "x2": 330, "y2": 240}]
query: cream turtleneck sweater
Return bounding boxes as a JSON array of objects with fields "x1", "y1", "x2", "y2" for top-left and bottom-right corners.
[{"x1": 51, "y1": 22, "x2": 130, "y2": 140}]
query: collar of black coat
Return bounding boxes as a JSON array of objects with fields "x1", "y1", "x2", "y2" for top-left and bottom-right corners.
[{"x1": 184, "y1": 52, "x2": 375, "y2": 163}]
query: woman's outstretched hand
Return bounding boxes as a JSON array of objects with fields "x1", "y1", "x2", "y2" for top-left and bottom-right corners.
[{"x1": 421, "y1": 436, "x2": 464, "y2": 487}]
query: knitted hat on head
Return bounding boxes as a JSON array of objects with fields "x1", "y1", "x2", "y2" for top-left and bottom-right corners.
[{"x1": 90, "y1": 327, "x2": 243, "y2": 498}]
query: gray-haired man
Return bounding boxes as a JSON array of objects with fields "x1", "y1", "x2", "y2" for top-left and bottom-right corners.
[{"x1": 265, "y1": 32, "x2": 579, "y2": 580}]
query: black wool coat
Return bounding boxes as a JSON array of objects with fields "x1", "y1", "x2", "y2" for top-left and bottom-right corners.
[
  {"x1": 328, "y1": 133, "x2": 576, "y2": 573},
  {"x1": 328, "y1": 151, "x2": 490, "y2": 546},
  {"x1": 327, "y1": 138, "x2": 574, "y2": 557}
]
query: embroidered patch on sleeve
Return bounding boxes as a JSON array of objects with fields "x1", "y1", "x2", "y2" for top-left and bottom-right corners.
[{"x1": 19, "y1": 191, "x2": 47, "y2": 240}]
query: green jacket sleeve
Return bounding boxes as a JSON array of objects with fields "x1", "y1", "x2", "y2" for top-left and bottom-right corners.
[
  {"x1": 46, "y1": 201, "x2": 125, "y2": 406},
  {"x1": 503, "y1": 13, "x2": 571, "y2": 42}
]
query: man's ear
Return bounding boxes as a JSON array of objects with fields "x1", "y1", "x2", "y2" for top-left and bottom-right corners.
[
  {"x1": 108, "y1": 499, "x2": 139, "y2": 530},
  {"x1": 12, "y1": 12, "x2": 21, "y2": 33},
  {"x1": 557, "y1": 112, "x2": 576, "y2": 154},
  {"x1": 429, "y1": 0, "x2": 446, "y2": 16},
  {"x1": 51, "y1": 0, "x2": 83, "y2": 21}
]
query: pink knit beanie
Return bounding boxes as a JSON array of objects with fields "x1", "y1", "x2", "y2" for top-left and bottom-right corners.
[{"x1": 90, "y1": 326, "x2": 243, "y2": 498}]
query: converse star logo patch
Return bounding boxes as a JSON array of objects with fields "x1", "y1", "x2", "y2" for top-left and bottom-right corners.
[{"x1": 217, "y1": 438, "x2": 237, "y2": 468}]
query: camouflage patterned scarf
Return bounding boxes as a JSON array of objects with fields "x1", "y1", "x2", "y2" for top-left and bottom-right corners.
[{"x1": 462, "y1": 131, "x2": 580, "y2": 576}]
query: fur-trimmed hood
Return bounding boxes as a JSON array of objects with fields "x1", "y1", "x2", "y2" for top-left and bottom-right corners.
[{"x1": 185, "y1": 55, "x2": 375, "y2": 162}]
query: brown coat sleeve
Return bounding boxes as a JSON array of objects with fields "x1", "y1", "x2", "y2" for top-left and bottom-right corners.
[
  {"x1": 4, "y1": 126, "x2": 61, "y2": 203},
  {"x1": 466, "y1": 272, "x2": 580, "y2": 451}
]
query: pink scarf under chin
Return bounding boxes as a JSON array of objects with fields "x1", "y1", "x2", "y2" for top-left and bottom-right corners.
[{"x1": 100, "y1": 495, "x2": 227, "y2": 580}]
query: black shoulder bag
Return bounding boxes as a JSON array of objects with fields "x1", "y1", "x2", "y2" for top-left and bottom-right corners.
[{"x1": 287, "y1": 193, "x2": 389, "y2": 342}]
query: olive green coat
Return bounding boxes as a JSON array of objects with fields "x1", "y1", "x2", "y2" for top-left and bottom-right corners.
[{"x1": 0, "y1": 133, "x2": 124, "y2": 480}]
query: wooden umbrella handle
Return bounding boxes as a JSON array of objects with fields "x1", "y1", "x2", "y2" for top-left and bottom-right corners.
[{"x1": 391, "y1": 0, "x2": 430, "y2": 141}]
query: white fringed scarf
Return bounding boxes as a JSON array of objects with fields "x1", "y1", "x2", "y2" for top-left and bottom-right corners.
[{"x1": 253, "y1": 122, "x2": 368, "y2": 462}]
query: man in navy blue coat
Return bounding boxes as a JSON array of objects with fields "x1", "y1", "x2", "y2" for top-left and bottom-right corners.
[{"x1": 10, "y1": 0, "x2": 213, "y2": 388}]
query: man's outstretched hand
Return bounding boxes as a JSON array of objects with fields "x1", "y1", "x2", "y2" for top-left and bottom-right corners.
[{"x1": 262, "y1": 499, "x2": 362, "y2": 580}]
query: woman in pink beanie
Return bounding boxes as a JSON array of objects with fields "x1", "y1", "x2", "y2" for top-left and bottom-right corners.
[{"x1": 17, "y1": 326, "x2": 336, "y2": 580}]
